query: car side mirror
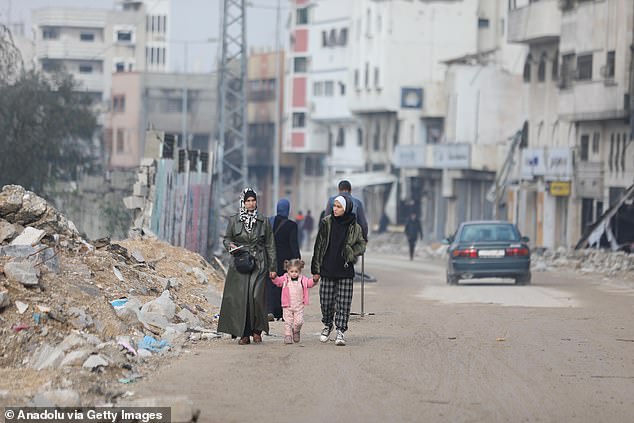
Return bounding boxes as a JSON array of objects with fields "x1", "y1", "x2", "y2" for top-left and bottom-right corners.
[
  {"x1": 441, "y1": 237, "x2": 452, "y2": 245},
  {"x1": 521, "y1": 236, "x2": 530, "y2": 243}
]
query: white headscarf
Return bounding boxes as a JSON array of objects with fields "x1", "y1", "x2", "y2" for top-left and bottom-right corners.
[{"x1": 334, "y1": 195, "x2": 347, "y2": 212}]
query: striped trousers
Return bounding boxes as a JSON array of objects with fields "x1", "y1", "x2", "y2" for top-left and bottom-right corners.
[{"x1": 319, "y1": 277, "x2": 354, "y2": 333}]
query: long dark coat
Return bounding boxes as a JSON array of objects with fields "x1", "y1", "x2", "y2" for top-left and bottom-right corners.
[
  {"x1": 266, "y1": 216, "x2": 300, "y2": 318},
  {"x1": 217, "y1": 213, "x2": 276, "y2": 337}
]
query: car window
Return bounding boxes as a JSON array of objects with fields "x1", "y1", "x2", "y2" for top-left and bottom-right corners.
[{"x1": 459, "y1": 224, "x2": 520, "y2": 242}]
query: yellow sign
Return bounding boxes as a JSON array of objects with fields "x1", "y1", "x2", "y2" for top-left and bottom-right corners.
[{"x1": 549, "y1": 181, "x2": 571, "y2": 196}]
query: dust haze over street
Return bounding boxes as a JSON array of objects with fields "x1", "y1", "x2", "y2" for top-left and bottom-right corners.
[{"x1": 134, "y1": 253, "x2": 634, "y2": 423}]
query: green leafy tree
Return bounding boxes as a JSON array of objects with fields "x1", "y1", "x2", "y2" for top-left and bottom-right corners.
[{"x1": 0, "y1": 24, "x2": 98, "y2": 193}]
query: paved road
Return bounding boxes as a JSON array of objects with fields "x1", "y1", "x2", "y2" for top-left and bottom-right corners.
[{"x1": 134, "y1": 253, "x2": 634, "y2": 423}]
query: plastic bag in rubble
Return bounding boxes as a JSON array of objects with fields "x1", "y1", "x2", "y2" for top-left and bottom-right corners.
[
  {"x1": 138, "y1": 291, "x2": 176, "y2": 332},
  {"x1": 137, "y1": 335, "x2": 169, "y2": 352}
]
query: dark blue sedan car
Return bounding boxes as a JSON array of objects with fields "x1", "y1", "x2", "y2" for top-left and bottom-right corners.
[{"x1": 443, "y1": 221, "x2": 531, "y2": 285}]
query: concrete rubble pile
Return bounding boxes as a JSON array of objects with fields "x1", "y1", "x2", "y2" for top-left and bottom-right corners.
[
  {"x1": 532, "y1": 246, "x2": 634, "y2": 276},
  {"x1": 0, "y1": 185, "x2": 224, "y2": 419}
]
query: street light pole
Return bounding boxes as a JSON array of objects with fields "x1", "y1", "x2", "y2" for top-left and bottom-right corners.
[{"x1": 272, "y1": 0, "x2": 281, "y2": 208}]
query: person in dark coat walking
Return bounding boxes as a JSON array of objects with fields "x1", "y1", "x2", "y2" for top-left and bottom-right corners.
[
  {"x1": 218, "y1": 188, "x2": 277, "y2": 345},
  {"x1": 267, "y1": 199, "x2": 300, "y2": 321},
  {"x1": 404, "y1": 212, "x2": 423, "y2": 260}
]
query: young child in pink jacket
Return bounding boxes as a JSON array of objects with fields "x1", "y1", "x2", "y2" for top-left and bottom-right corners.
[{"x1": 270, "y1": 259, "x2": 317, "y2": 344}]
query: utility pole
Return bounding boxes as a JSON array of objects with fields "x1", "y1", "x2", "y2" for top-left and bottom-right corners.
[
  {"x1": 209, "y1": 0, "x2": 249, "y2": 256},
  {"x1": 272, "y1": 0, "x2": 281, "y2": 208}
]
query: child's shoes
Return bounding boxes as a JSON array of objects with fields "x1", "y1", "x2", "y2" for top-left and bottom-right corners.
[
  {"x1": 284, "y1": 335, "x2": 293, "y2": 344},
  {"x1": 293, "y1": 330, "x2": 300, "y2": 343}
]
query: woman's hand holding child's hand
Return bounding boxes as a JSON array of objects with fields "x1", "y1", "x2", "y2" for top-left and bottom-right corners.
[
  {"x1": 312, "y1": 274, "x2": 320, "y2": 283},
  {"x1": 269, "y1": 272, "x2": 277, "y2": 280}
]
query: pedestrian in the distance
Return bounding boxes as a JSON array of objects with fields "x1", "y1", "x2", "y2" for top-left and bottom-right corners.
[
  {"x1": 218, "y1": 188, "x2": 277, "y2": 345},
  {"x1": 270, "y1": 259, "x2": 317, "y2": 344},
  {"x1": 302, "y1": 210, "x2": 314, "y2": 250},
  {"x1": 267, "y1": 199, "x2": 300, "y2": 321},
  {"x1": 312, "y1": 195, "x2": 366, "y2": 346},
  {"x1": 404, "y1": 212, "x2": 423, "y2": 260},
  {"x1": 295, "y1": 210, "x2": 305, "y2": 248}
]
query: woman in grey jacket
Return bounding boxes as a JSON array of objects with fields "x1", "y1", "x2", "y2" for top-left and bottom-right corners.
[{"x1": 217, "y1": 188, "x2": 277, "y2": 345}]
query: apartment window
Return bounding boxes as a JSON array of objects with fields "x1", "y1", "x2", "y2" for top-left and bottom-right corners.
[
  {"x1": 117, "y1": 31, "x2": 132, "y2": 42},
  {"x1": 622, "y1": 132, "x2": 627, "y2": 172},
  {"x1": 292, "y1": 112, "x2": 306, "y2": 128},
  {"x1": 577, "y1": 54, "x2": 593, "y2": 80},
  {"x1": 354, "y1": 70, "x2": 360, "y2": 89},
  {"x1": 592, "y1": 132, "x2": 600, "y2": 154},
  {"x1": 42, "y1": 28, "x2": 58, "y2": 40},
  {"x1": 478, "y1": 18, "x2": 490, "y2": 28},
  {"x1": 366, "y1": 9, "x2": 372, "y2": 37},
  {"x1": 552, "y1": 51, "x2": 559, "y2": 80},
  {"x1": 357, "y1": 128, "x2": 363, "y2": 146},
  {"x1": 537, "y1": 53, "x2": 546, "y2": 82},
  {"x1": 296, "y1": 8, "x2": 308, "y2": 25},
  {"x1": 115, "y1": 62, "x2": 125, "y2": 72},
  {"x1": 376, "y1": 14, "x2": 382, "y2": 33},
  {"x1": 166, "y1": 98, "x2": 182, "y2": 113},
  {"x1": 373, "y1": 122, "x2": 381, "y2": 150},
  {"x1": 313, "y1": 81, "x2": 323, "y2": 96},
  {"x1": 615, "y1": 133, "x2": 621, "y2": 172},
  {"x1": 293, "y1": 57, "x2": 308, "y2": 73},
  {"x1": 605, "y1": 51, "x2": 615, "y2": 78},
  {"x1": 324, "y1": 81, "x2": 334, "y2": 96},
  {"x1": 609, "y1": 133, "x2": 614, "y2": 172},
  {"x1": 561, "y1": 53, "x2": 576, "y2": 86},
  {"x1": 329, "y1": 29, "x2": 337, "y2": 46},
  {"x1": 364, "y1": 62, "x2": 369, "y2": 88},
  {"x1": 336, "y1": 127, "x2": 345, "y2": 147},
  {"x1": 116, "y1": 129, "x2": 125, "y2": 153},
  {"x1": 80, "y1": 32, "x2": 95, "y2": 42},
  {"x1": 580, "y1": 134, "x2": 589, "y2": 162},
  {"x1": 161, "y1": 47, "x2": 166, "y2": 65},
  {"x1": 162, "y1": 16, "x2": 167, "y2": 34},
  {"x1": 79, "y1": 64, "x2": 93, "y2": 74},
  {"x1": 321, "y1": 31, "x2": 328, "y2": 47},
  {"x1": 112, "y1": 95, "x2": 125, "y2": 113},
  {"x1": 146, "y1": 16, "x2": 150, "y2": 32},
  {"x1": 523, "y1": 54, "x2": 532, "y2": 82},
  {"x1": 374, "y1": 67, "x2": 380, "y2": 88},
  {"x1": 339, "y1": 28, "x2": 348, "y2": 46},
  {"x1": 339, "y1": 82, "x2": 346, "y2": 96}
]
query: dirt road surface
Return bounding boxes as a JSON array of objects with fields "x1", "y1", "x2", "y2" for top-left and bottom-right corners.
[{"x1": 133, "y1": 253, "x2": 634, "y2": 423}]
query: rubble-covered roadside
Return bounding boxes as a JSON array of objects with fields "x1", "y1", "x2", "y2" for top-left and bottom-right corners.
[
  {"x1": 0, "y1": 185, "x2": 224, "y2": 418},
  {"x1": 532, "y1": 247, "x2": 634, "y2": 278}
]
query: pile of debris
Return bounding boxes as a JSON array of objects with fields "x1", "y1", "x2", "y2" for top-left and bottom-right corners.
[
  {"x1": 532, "y1": 247, "x2": 634, "y2": 277},
  {"x1": 366, "y1": 232, "x2": 446, "y2": 259},
  {"x1": 0, "y1": 185, "x2": 224, "y2": 414}
]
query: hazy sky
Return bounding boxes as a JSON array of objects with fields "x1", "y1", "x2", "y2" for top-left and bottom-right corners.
[{"x1": 0, "y1": 0, "x2": 288, "y2": 72}]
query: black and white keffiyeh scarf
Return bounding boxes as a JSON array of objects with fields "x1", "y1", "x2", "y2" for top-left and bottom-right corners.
[{"x1": 239, "y1": 188, "x2": 258, "y2": 233}]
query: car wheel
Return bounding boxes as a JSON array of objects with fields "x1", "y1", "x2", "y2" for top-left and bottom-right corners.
[
  {"x1": 446, "y1": 273, "x2": 459, "y2": 285},
  {"x1": 515, "y1": 274, "x2": 531, "y2": 285}
]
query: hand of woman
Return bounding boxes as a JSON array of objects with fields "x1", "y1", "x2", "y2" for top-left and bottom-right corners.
[
  {"x1": 313, "y1": 274, "x2": 320, "y2": 283},
  {"x1": 269, "y1": 271, "x2": 277, "y2": 279}
]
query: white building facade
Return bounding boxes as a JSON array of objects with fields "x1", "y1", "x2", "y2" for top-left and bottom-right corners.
[
  {"x1": 32, "y1": 0, "x2": 170, "y2": 103},
  {"x1": 508, "y1": 0, "x2": 633, "y2": 249}
]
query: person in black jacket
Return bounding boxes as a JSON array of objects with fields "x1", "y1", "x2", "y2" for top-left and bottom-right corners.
[
  {"x1": 404, "y1": 212, "x2": 423, "y2": 260},
  {"x1": 267, "y1": 199, "x2": 300, "y2": 320}
]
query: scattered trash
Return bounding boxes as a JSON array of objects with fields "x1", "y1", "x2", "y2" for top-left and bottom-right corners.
[
  {"x1": 12, "y1": 323, "x2": 29, "y2": 333},
  {"x1": 15, "y1": 301, "x2": 28, "y2": 314},
  {"x1": 496, "y1": 337, "x2": 506, "y2": 342},
  {"x1": 110, "y1": 298, "x2": 129, "y2": 309},
  {"x1": 137, "y1": 335, "x2": 170, "y2": 352},
  {"x1": 113, "y1": 266, "x2": 125, "y2": 282}
]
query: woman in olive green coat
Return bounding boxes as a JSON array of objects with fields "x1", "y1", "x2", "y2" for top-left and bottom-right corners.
[{"x1": 217, "y1": 188, "x2": 277, "y2": 345}]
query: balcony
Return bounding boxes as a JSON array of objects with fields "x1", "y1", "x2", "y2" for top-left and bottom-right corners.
[
  {"x1": 36, "y1": 40, "x2": 106, "y2": 60},
  {"x1": 558, "y1": 81, "x2": 628, "y2": 121},
  {"x1": 508, "y1": 0, "x2": 561, "y2": 44},
  {"x1": 576, "y1": 161, "x2": 603, "y2": 199},
  {"x1": 74, "y1": 73, "x2": 104, "y2": 93}
]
